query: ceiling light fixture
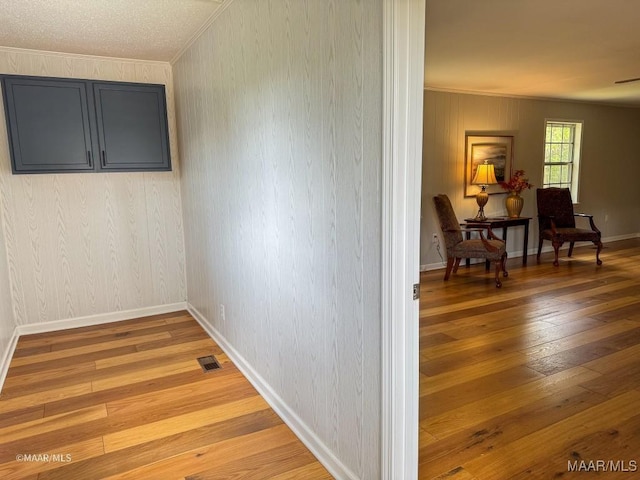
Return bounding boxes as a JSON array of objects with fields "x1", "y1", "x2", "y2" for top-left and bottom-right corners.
[{"x1": 614, "y1": 77, "x2": 640, "y2": 84}]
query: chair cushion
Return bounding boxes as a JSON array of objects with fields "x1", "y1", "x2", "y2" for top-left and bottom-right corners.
[
  {"x1": 541, "y1": 227, "x2": 601, "y2": 242},
  {"x1": 452, "y1": 239, "x2": 505, "y2": 260}
]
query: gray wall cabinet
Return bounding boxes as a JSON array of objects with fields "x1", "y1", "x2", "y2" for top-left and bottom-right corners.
[{"x1": 1, "y1": 75, "x2": 171, "y2": 174}]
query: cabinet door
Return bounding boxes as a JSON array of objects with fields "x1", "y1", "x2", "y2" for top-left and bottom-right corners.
[
  {"x1": 93, "y1": 83, "x2": 171, "y2": 171},
  {"x1": 1, "y1": 77, "x2": 94, "y2": 173}
]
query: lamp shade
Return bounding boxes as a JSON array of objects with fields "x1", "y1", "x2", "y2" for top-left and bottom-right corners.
[{"x1": 472, "y1": 163, "x2": 498, "y2": 185}]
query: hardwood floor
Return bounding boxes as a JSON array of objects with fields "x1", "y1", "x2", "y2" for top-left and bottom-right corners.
[
  {"x1": 0, "y1": 312, "x2": 332, "y2": 480},
  {"x1": 419, "y1": 238, "x2": 640, "y2": 479},
  {"x1": 3, "y1": 240, "x2": 639, "y2": 479}
]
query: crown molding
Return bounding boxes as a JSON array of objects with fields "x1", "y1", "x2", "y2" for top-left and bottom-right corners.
[
  {"x1": 171, "y1": 0, "x2": 237, "y2": 65},
  {"x1": 424, "y1": 85, "x2": 640, "y2": 109},
  {"x1": 0, "y1": 45, "x2": 171, "y2": 67}
]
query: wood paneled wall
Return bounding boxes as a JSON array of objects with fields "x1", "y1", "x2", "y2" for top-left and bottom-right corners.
[
  {"x1": 0, "y1": 47, "x2": 187, "y2": 326},
  {"x1": 0, "y1": 195, "x2": 13, "y2": 357},
  {"x1": 422, "y1": 89, "x2": 640, "y2": 269},
  {"x1": 173, "y1": 1, "x2": 383, "y2": 478}
]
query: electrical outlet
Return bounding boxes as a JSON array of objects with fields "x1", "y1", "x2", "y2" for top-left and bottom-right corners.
[
  {"x1": 219, "y1": 304, "x2": 226, "y2": 321},
  {"x1": 432, "y1": 233, "x2": 439, "y2": 245}
]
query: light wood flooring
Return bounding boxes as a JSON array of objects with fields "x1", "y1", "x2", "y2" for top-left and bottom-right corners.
[
  {"x1": 419, "y1": 238, "x2": 640, "y2": 479},
  {"x1": 0, "y1": 311, "x2": 332, "y2": 479},
  {"x1": 4, "y1": 241, "x2": 639, "y2": 480}
]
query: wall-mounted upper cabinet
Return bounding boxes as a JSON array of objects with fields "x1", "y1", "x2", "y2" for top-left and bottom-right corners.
[
  {"x1": 1, "y1": 77, "x2": 95, "y2": 173},
  {"x1": 1, "y1": 75, "x2": 171, "y2": 174},
  {"x1": 92, "y1": 82, "x2": 170, "y2": 171}
]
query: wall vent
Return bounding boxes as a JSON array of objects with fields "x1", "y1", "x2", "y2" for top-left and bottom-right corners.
[{"x1": 197, "y1": 355, "x2": 221, "y2": 372}]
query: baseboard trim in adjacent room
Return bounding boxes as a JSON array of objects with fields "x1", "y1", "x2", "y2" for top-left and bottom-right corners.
[
  {"x1": 0, "y1": 326, "x2": 20, "y2": 393},
  {"x1": 187, "y1": 303, "x2": 359, "y2": 480},
  {"x1": 602, "y1": 232, "x2": 640, "y2": 243},
  {"x1": 420, "y1": 233, "x2": 639, "y2": 271},
  {"x1": 15, "y1": 302, "x2": 188, "y2": 336}
]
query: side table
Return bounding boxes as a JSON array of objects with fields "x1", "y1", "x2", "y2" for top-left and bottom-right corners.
[{"x1": 464, "y1": 216, "x2": 531, "y2": 267}]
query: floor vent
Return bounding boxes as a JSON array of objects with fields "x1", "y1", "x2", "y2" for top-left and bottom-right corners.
[{"x1": 197, "y1": 355, "x2": 221, "y2": 372}]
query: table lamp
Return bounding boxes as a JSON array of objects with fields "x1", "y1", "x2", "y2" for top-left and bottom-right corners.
[{"x1": 471, "y1": 161, "x2": 498, "y2": 221}]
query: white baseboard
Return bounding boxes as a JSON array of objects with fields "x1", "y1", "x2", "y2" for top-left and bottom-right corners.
[
  {"x1": 15, "y1": 302, "x2": 188, "y2": 336},
  {"x1": 420, "y1": 258, "x2": 483, "y2": 272},
  {"x1": 187, "y1": 303, "x2": 358, "y2": 480},
  {"x1": 0, "y1": 302, "x2": 187, "y2": 395},
  {"x1": 0, "y1": 326, "x2": 20, "y2": 394},
  {"x1": 421, "y1": 233, "x2": 639, "y2": 272},
  {"x1": 602, "y1": 232, "x2": 640, "y2": 242},
  {"x1": 527, "y1": 232, "x2": 638, "y2": 259}
]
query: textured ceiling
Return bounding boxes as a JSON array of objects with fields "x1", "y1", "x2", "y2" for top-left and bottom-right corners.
[
  {"x1": 425, "y1": 0, "x2": 640, "y2": 106},
  {"x1": 5, "y1": 0, "x2": 640, "y2": 106},
  {"x1": 0, "y1": 0, "x2": 223, "y2": 62}
]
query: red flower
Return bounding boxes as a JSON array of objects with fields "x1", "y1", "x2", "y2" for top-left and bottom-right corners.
[{"x1": 499, "y1": 170, "x2": 533, "y2": 194}]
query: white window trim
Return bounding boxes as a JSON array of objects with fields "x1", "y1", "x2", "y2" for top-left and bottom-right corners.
[{"x1": 543, "y1": 118, "x2": 583, "y2": 203}]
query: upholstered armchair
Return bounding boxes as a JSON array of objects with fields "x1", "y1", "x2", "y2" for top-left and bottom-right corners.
[
  {"x1": 433, "y1": 194, "x2": 508, "y2": 288},
  {"x1": 536, "y1": 187, "x2": 603, "y2": 266}
]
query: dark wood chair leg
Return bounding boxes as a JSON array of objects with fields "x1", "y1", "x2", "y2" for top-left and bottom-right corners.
[
  {"x1": 568, "y1": 241, "x2": 575, "y2": 257},
  {"x1": 595, "y1": 240, "x2": 603, "y2": 265},
  {"x1": 552, "y1": 240, "x2": 563, "y2": 266},
  {"x1": 453, "y1": 257, "x2": 461, "y2": 273},
  {"x1": 444, "y1": 257, "x2": 455, "y2": 280},
  {"x1": 537, "y1": 237, "x2": 543, "y2": 261},
  {"x1": 502, "y1": 252, "x2": 509, "y2": 277},
  {"x1": 494, "y1": 261, "x2": 502, "y2": 288}
]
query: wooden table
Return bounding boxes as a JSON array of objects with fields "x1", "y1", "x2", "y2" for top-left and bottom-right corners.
[{"x1": 464, "y1": 216, "x2": 531, "y2": 267}]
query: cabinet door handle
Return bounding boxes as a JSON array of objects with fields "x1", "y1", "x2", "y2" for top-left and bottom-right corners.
[
  {"x1": 101, "y1": 150, "x2": 106, "y2": 167},
  {"x1": 87, "y1": 151, "x2": 93, "y2": 167}
]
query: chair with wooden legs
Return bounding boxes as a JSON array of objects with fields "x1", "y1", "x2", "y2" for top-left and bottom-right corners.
[
  {"x1": 433, "y1": 194, "x2": 508, "y2": 288},
  {"x1": 536, "y1": 187, "x2": 603, "y2": 267}
]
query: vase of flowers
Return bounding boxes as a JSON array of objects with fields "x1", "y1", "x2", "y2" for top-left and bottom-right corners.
[{"x1": 499, "y1": 170, "x2": 533, "y2": 218}]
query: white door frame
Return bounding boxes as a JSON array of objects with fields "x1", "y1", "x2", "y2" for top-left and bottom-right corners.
[{"x1": 382, "y1": 0, "x2": 425, "y2": 479}]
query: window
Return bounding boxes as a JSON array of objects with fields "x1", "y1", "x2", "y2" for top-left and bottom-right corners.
[{"x1": 542, "y1": 120, "x2": 583, "y2": 202}]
